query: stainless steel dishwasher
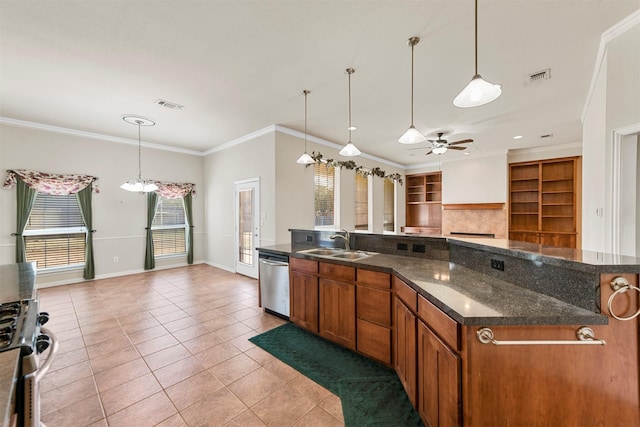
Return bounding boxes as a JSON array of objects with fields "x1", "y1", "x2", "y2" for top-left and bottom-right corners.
[{"x1": 258, "y1": 251, "x2": 290, "y2": 319}]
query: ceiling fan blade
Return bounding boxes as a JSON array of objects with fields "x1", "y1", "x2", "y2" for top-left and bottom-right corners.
[
  {"x1": 448, "y1": 139, "x2": 473, "y2": 146},
  {"x1": 425, "y1": 150, "x2": 433, "y2": 155},
  {"x1": 448, "y1": 146, "x2": 467, "y2": 150}
]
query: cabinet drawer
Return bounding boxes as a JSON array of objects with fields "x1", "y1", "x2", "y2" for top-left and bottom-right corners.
[
  {"x1": 393, "y1": 276, "x2": 417, "y2": 312},
  {"x1": 356, "y1": 269, "x2": 391, "y2": 290},
  {"x1": 290, "y1": 257, "x2": 317, "y2": 274},
  {"x1": 319, "y1": 262, "x2": 355, "y2": 282},
  {"x1": 357, "y1": 285, "x2": 391, "y2": 327},
  {"x1": 418, "y1": 294, "x2": 459, "y2": 351},
  {"x1": 357, "y1": 319, "x2": 391, "y2": 365}
]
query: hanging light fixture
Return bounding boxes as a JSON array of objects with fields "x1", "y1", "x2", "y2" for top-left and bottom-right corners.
[
  {"x1": 453, "y1": 0, "x2": 502, "y2": 108},
  {"x1": 398, "y1": 37, "x2": 426, "y2": 144},
  {"x1": 296, "y1": 90, "x2": 315, "y2": 164},
  {"x1": 120, "y1": 115, "x2": 158, "y2": 192},
  {"x1": 339, "y1": 68, "x2": 361, "y2": 157}
]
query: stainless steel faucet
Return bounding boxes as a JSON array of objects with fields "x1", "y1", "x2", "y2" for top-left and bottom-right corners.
[{"x1": 330, "y1": 229, "x2": 351, "y2": 251}]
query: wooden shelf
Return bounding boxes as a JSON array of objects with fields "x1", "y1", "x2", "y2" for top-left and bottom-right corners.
[
  {"x1": 509, "y1": 157, "x2": 579, "y2": 249},
  {"x1": 406, "y1": 172, "x2": 442, "y2": 231}
]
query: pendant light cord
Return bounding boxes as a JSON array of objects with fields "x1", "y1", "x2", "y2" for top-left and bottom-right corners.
[
  {"x1": 303, "y1": 90, "x2": 309, "y2": 151},
  {"x1": 348, "y1": 69, "x2": 353, "y2": 142},
  {"x1": 136, "y1": 120, "x2": 142, "y2": 181},
  {"x1": 410, "y1": 40, "x2": 415, "y2": 126},
  {"x1": 474, "y1": 0, "x2": 478, "y2": 76}
]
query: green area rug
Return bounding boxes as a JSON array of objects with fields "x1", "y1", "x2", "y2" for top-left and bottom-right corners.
[{"x1": 249, "y1": 323, "x2": 423, "y2": 426}]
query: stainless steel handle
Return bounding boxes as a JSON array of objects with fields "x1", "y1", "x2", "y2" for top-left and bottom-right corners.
[
  {"x1": 476, "y1": 326, "x2": 606, "y2": 346},
  {"x1": 259, "y1": 259, "x2": 289, "y2": 267},
  {"x1": 35, "y1": 327, "x2": 59, "y2": 383}
]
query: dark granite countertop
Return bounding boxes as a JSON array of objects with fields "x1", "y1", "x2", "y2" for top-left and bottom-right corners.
[{"x1": 258, "y1": 243, "x2": 608, "y2": 327}]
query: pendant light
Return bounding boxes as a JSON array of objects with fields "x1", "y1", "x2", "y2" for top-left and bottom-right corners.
[
  {"x1": 398, "y1": 37, "x2": 426, "y2": 144},
  {"x1": 296, "y1": 90, "x2": 315, "y2": 164},
  {"x1": 453, "y1": 0, "x2": 502, "y2": 108},
  {"x1": 339, "y1": 68, "x2": 361, "y2": 157},
  {"x1": 120, "y1": 115, "x2": 158, "y2": 192}
]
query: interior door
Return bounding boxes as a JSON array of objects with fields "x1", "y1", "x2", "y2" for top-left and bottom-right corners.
[{"x1": 235, "y1": 178, "x2": 260, "y2": 278}]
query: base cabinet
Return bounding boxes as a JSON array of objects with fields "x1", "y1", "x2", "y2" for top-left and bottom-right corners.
[
  {"x1": 394, "y1": 277, "x2": 418, "y2": 407},
  {"x1": 319, "y1": 277, "x2": 356, "y2": 349},
  {"x1": 356, "y1": 269, "x2": 392, "y2": 365},
  {"x1": 289, "y1": 258, "x2": 319, "y2": 333},
  {"x1": 418, "y1": 320, "x2": 461, "y2": 427}
]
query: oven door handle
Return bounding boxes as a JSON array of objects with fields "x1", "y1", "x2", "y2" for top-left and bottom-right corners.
[{"x1": 35, "y1": 327, "x2": 59, "y2": 383}]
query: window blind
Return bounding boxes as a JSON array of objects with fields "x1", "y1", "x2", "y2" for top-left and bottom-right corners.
[
  {"x1": 314, "y1": 162, "x2": 335, "y2": 227},
  {"x1": 355, "y1": 174, "x2": 368, "y2": 230},
  {"x1": 152, "y1": 198, "x2": 187, "y2": 256},
  {"x1": 24, "y1": 193, "x2": 86, "y2": 269}
]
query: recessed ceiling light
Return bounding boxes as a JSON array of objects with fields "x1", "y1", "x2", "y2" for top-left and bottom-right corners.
[
  {"x1": 464, "y1": 152, "x2": 470, "y2": 155},
  {"x1": 513, "y1": 135, "x2": 523, "y2": 140}
]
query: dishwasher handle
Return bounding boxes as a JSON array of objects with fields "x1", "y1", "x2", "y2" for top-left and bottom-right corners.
[{"x1": 259, "y1": 259, "x2": 289, "y2": 267}]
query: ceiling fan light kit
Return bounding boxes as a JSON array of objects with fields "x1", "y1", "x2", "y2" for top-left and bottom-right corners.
[
  {"x1": 339, "y1": 68, "x2": 361, "y2": 157},
  {"x1": 454, "y1": 0, "x2": 502, "y2": 108},
  {"x1": 296, "y1": 90, "x2": 316, "y2": 165},
  {"x1": 120, "y1": 115, "x2": 158, "y2": 193},
  {"x1": 399, "y1": 36, "x2": 426, "y2": 144}
]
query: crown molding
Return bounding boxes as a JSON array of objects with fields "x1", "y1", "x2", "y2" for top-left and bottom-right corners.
[
  {"x1": 507, "y1": 142, "x2": 582, "y2": 157},
  {"x1": 0, "y1": 116, "x2": 204, "y2": 156},
  {"x1": 581, "y1": 9, "x2": 640, "y2": 123},
  {"x1": 203, "y1": 124, "x2": 277, "y2": 155}
]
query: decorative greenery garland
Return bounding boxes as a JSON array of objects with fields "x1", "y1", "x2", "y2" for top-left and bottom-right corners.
[{"x1": 308, "y1": 152, "x2": 403, "y2": 185}]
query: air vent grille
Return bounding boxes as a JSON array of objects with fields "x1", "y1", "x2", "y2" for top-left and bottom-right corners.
[
  {"x1": 540, "y1": 133, "x2": 554, "y2": 139},
  {"x1": 155, "y1": 99, "x2": 184, "y2": 110},
  {"x1": 528, "y1": 68, "x2": 551, "y2": 83}
]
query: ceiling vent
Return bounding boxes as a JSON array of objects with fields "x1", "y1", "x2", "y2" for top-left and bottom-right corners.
[
  {"x1": 528, "y1": 68, "x2": 551, "y2": 83},
  {"x1": 540, "y1": 133, "x2": 554, "y2": 139},
  {"x1": 155, "y1": 99, "x2": 184, "y2": 110}
]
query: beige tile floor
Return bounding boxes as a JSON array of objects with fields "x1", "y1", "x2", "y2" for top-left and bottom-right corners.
[{"x1": 37, "y1": 264, "x2": 345, "y2": 427}]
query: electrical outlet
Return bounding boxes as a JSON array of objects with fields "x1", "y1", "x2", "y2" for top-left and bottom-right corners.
[
  {"x1": 491, "y1": 259, "x2": 504, "y2": 271},
  {"x1": 306, "y1": 235, "x2": 313, "y2": 242},
  {"x1": 397, "y1": 243, "x2": 408, "y2": 251},
  {"x1": 412, "y1": 244, "x2": 425, "y2": 253}
]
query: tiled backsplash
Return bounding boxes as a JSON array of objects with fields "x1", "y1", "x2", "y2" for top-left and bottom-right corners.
[{"x1": 442, "y1": 207, "x2": 507, "y2": 239}]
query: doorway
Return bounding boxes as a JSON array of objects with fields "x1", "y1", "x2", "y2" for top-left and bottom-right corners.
[
  {"x1": 612, "y1": 126, "x2": 640, "y2": 257},
  {"x1": 235, "y1": 178, "x2": 260, "y2": 278}
]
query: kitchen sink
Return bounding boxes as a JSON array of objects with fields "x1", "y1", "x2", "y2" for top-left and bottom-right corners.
[
  {"x1": 298, "y1": 248, "x2": 376, "y2": 260},
  {"x1": 331, "y1": 252, "x2": 371, "y2": 260},
  {"x1": 299, "y1": 248, "x2": 345, "y2": 256}
]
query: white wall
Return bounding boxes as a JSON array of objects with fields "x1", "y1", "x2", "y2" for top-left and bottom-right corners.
[
  {"x1": 441, "y1": 153, "x2": 508, "y2": 204},
  {"x1": 582, "y1": 17, "x2": 640, "y2": 252},
  {"x1": 0, "y1": 123, "x2": 205, "y2": 286},
  {"x1": 203, "y1": 132, "x2": 276, "y2": 272}
]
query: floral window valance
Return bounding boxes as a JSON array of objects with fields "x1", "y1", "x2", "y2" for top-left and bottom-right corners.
[
  {"x1": 152, "y1": 181, "x2": 195, "y2": 199},
  {"x1": 3, "y1": 169, "x2": 99, "y2": 195}
]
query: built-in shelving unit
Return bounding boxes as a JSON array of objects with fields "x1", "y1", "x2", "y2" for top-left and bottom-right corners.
[
  {"x1": 509, "y1": 157, "x2": 580, "y2": 248},
  {"x1": 405, "y1": 172, "x2": 442, "y2": 235}
]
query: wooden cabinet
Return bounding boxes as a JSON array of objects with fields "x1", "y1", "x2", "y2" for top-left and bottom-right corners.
[
  {"x1": 393, "y1": 277, "x2": 418, "y2": 407},
  {"x1": 417, "y1": 296, "x2": 461, "y2": 427},
  {"x1": 289, "y1": 258, "x2": 319, "y2": 333},
  {"x1": 509, "y1": 157, "x2": 580, "y2": 248},
  {"x1": 319, "y1": 262, "x2": 356, "y2": 350},
  {"x1": 405, "y1": 172, "x2": 442, "y2": 235},
  {"x1": 356, "y1": 269, "x2": 392, "y2": 365}
]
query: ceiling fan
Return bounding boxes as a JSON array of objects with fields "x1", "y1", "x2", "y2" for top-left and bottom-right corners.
[{"x1": 424, "y1": 132, "x2": 473, "y2": 155}]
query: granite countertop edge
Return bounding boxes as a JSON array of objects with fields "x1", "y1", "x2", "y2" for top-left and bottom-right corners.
[{"x1": 258, "y1": 244, "x2": 608, "y2": 327}]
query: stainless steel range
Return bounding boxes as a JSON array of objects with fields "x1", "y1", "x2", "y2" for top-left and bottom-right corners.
[{"x1": 0, "y1": 263, "x2": 57, "y2": 427}]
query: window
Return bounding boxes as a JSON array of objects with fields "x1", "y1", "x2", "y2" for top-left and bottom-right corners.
[
  {"x1": 23, "y1": 193, "x2": 86, "y2": 269},
  {"x1": 354, "y1": 174, "x2": 370, "y2": 231},
  {"x1": 314, "y1": 162, "x2": 339, "y2": 228},
  {"x1": 383, "y1": 177, "x2": 395, "y2": 232},
  {"x1": 152, "y1": 198, "x2": 187, "y2": 256}
]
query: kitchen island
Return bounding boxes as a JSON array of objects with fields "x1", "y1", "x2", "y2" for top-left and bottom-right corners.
[{"x1": 258, "y1": 231, "x2": 640, "y2": 426}]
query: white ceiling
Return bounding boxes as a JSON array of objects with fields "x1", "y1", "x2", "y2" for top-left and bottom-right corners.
[{"x1": 1, "y1": 1, "x2": 638, "y2": 167}]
